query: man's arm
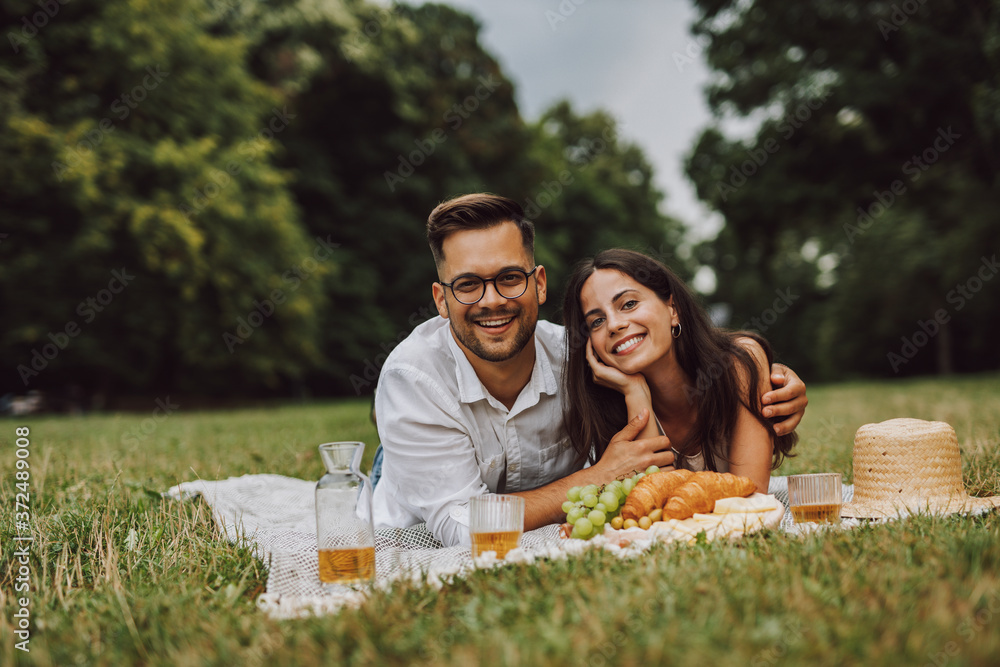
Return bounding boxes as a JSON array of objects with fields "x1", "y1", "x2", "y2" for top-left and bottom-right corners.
[
  {"x1": 761, "y1": 363, "x2": 808, "y2": 436},
  {"x1": 511, "y1": 410, "x2": 675, "y2": 530},
  {"x1": 375, "y1": 367, "x2": 490, "y2": 547}
]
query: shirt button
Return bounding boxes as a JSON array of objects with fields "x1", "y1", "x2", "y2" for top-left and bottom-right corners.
[
  {"x1": 508, "y1": 463, "x2": 519, "y2": 473},
  {"x1": 450, "y1": 507, "x2": 461, "y2": 519}
]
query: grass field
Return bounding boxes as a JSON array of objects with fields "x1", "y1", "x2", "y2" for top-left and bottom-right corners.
[{"x1": 2, "y1": 373, "x2": 1000, "y2": 666}]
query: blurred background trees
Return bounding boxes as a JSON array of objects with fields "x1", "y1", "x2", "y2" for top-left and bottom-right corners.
[
  {"x1": 685, "y1": 0, "x2": 1000, "y2": 379},
  {"x1": 0, "y1": 0, "x2": 680, "y2": 403},
  {"x1": 1, "y1": 0, "x2": 997, "y2": 406}
]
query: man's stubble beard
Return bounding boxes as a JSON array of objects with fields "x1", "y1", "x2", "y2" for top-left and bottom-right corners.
[{"x1": 445, "y1": 301, "x2": 538, "y2": 363}]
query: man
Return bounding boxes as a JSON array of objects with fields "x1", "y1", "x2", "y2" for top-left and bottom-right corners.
[{"x1": 371, "y1": 193, "x2": 807, "y2": 546}]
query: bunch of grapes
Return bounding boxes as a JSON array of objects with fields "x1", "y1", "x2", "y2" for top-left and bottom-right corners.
[{"x1": 562, "y1": 465, "x2": 660, "y2": 539}]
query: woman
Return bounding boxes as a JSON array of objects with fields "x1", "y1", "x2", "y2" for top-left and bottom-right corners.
[{"x1": 562, "y1": 249, "x2": 796, "y2": 493}]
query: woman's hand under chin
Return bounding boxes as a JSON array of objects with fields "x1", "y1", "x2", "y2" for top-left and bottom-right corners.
[{"x1": 586, "y1": 339, "x2": 649, "y2": 398}]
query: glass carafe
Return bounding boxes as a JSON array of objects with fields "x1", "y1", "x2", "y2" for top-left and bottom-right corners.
[{"x1": 315, "y1": 442, "x2": 375, "y2": 587}]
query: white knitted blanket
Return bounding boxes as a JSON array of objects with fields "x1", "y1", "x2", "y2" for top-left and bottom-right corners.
[{"x1": 164, "y1": 475, "x2": 855, "y2": 619}]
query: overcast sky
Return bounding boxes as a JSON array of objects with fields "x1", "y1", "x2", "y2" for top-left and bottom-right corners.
[{"x1": 442, "y1": 0, "x2": 724, "y2": 241}]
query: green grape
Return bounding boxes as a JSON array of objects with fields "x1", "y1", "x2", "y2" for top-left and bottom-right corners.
[
  {"x1": 574, "y1": 517, "x2": 594, "y2": 537},
  {"x1": 646, "y1": 465, "x2": 660, "y2": 475},
  {"x1": 622, "y1": 478, "x2": 635, "y2": 494},
  {"x1": 582, "y1": 493, "x2": 599, "y2": 508},
  {"x1": 567, "y1": 486, "x2": 583, "y2": 503},
  {"x1": 599, "y1": 491, "x2": 619, "y2": 512},
  {"x1": 582, "y1": 484, "x2": 599, "y2": 497},
  {"x1": 567, "y1": 507, "x2": 587, "y2": 524},
  {"x1": 634, "y1": 472, "x2": 646, "y2": 481},
  {"x1": 588, "y1": 510, "x2": 606, "y2": 527},
  {"x1": 561, "y1": 500, "x2": 575, "y2": 514},
  {"x1": 595, "y1": 502, "x2": 607, "y2": 512},
  {"x1": 570, "y1": 526, "x2": 583, "y2": 539}
]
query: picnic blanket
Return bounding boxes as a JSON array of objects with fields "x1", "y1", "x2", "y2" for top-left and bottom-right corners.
[{"x1": 164, "y1": 475, "x2": 856, "y2": 619}]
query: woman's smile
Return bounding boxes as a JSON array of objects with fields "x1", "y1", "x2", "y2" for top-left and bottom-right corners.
[{"x1": 612, "y1": 334, "x2": 646, "y2": 355}]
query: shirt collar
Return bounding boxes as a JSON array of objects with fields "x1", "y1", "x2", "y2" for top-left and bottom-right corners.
[{"x1": 446, "y1": 328, "x2": 559, "y2": 407}]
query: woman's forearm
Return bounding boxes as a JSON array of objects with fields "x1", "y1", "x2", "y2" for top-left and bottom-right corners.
[{"x1": 623, "y1": 386, "x2": 660, "y2": 441}]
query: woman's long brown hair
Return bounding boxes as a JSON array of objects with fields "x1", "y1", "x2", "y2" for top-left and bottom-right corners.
[{"x1": 562, "y1": 249, "x2": 797, "y2": 469}]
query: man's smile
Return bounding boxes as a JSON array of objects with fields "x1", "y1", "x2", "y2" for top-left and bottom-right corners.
[{"x1": 476, "y1": 316, "x2": 515, "y2": 328}]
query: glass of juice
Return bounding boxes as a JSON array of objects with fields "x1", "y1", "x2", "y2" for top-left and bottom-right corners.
[
  {"x1": 788, "y1": 473, "x2": 843, "y2": 524},
  {"x1": 469, "y1": 494, "x2": 524, "y2": 561}
]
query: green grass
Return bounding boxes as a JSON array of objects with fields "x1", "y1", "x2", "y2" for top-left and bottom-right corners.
[{"x1": 2, "y1": 377, "x2": 1000, "y2": 666}]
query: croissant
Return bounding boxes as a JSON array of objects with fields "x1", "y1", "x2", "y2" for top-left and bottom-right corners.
[
  {"x1": 620, "y1": 469, "x2": 694, "y2": 521},
  {"x1": 662, "y1": 472, "x2": 757, "y2": 521}
]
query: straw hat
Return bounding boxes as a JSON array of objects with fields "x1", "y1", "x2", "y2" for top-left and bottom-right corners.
[{"x1": 841, "y1": 418, "x2": 1000, "y2": 519}]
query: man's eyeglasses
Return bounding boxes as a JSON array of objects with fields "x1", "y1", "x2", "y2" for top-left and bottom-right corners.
[{"x1": 439, "y1": 266, "x2": 539, "y2": 305}]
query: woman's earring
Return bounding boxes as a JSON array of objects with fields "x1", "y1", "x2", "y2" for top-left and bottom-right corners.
[{"x1": 671, "y1": 322, "x2": 682, "y2": 339}]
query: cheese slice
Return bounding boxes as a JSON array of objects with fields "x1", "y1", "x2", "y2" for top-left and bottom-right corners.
[{"x1": 714, "y1": 493, "x2": 782, "y2": 514}]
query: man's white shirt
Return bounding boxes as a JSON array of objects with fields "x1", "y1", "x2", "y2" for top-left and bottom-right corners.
[{"x1": 371, "y1": 317, "x2": 580, "y2": 546}]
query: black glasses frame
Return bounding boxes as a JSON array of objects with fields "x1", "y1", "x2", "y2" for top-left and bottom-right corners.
[{"x1": 439, "y1": 266, "x2": 539, "y2": 305}]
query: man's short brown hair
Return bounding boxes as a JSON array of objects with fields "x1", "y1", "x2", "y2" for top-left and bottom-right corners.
[{"x1": 426, "y1": 193, "x2": 535, "y2": 267}]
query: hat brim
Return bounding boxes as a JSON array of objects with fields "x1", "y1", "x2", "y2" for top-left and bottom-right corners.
[{"x1": 841, "y1": 493, "x2": 1000, "y2": 519}]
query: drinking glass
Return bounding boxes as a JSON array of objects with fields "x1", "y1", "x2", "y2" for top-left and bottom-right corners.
[
  {"x1": 469, "y1": 494, "x2": 524, "y2": 560},
  {"x1": 788, "y1": 473, "x2": 843, "y2": 524}
]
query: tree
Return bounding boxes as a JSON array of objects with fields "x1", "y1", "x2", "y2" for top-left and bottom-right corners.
[
  {"x1": 216, "y1": 2, "x2": 682, "y2": 393},
  {"x1": 524, "y1": 100, "x2": 690, "y2": 322},
  {"x1": 0, "y1": 0, "x2": 326, "y2": 398},
  {"x1": 685, "y1": 0, "x2": 1000, "y2": 378},
  {"x1": 208, "y1": 1, "x2": 536, "y2": 394}
]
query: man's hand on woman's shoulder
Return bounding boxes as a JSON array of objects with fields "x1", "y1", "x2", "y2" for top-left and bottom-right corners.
[{"x1": 761, "y1": 363, "x2": 808, "y2": 435}]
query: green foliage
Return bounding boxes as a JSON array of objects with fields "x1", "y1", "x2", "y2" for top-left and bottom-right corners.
[
  {"x1": 685, "y1": 0, "x2": 1000, "y2": 379},
  {"x1": 0, "y1": 0, "x2": 326, "y2": 395},
  {"x1": 218, "y1": 1, "x2": 537, "y2": 394},
  {"x1": 526, "y1": 101, "x2": 691, "y2": 322}
]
